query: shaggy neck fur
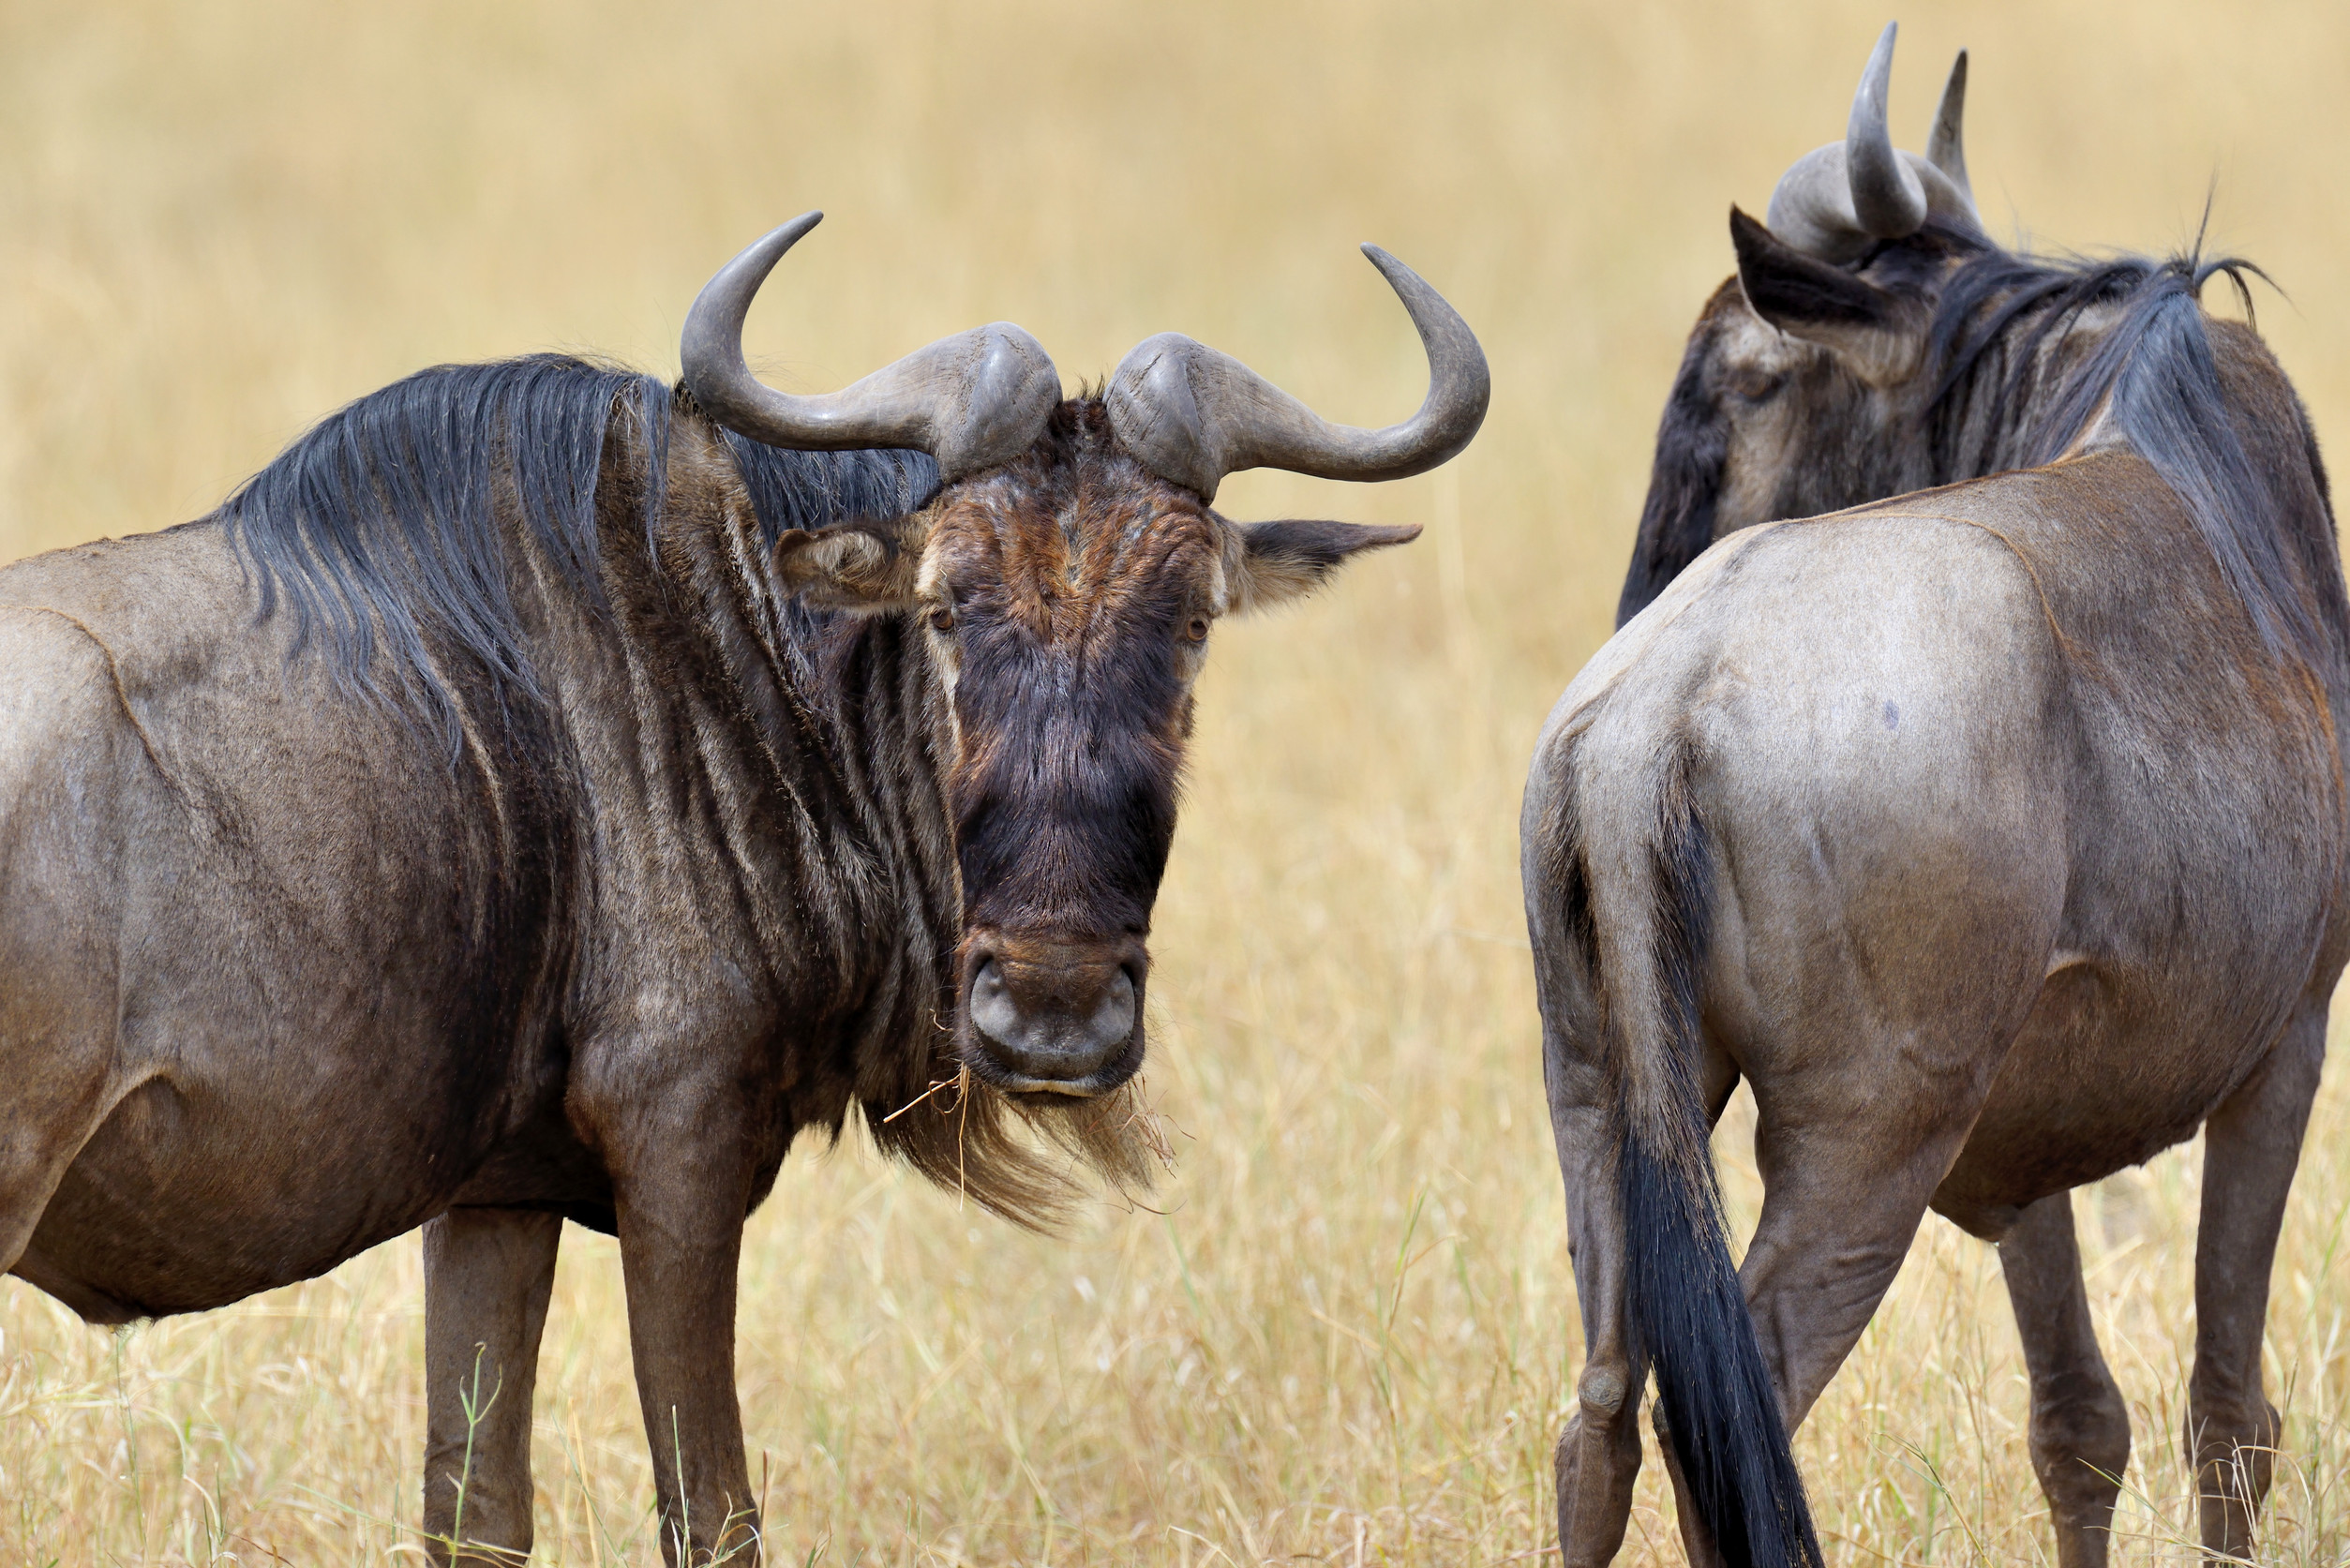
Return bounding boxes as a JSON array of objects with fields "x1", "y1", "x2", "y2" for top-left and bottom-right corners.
[{"x1": 219, "y1": 356, "x2": 1141, "y2": 1226}]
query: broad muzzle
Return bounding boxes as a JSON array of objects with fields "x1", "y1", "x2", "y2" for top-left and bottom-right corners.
[{"x1": 957, "y1": 938, "x2": 1146, "y2": 1097}]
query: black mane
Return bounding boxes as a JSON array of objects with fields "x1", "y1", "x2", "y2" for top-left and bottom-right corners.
[
  {"x1": 1923, "y1": 236, "x2": 2322, "y2": 657},
  {"x1": 1623, "y1": 222, "x2": 2332, "y2": 652},
  {"x1": 221, "y1": 353, "x2": 938, "y2": 733}
]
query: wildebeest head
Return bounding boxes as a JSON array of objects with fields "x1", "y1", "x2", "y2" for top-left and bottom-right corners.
[
  {"x1": 1619, "y1": 22, "x2": 1993, "y2": 624},
  {"x1": 682, "y1": 214, "x2": 1487, "y2": 1098}
]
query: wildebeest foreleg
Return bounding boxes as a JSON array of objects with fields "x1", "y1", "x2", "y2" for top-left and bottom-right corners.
[
  {"x1": 615, "y1": 1154, "x2": 758, "y2": 1567},
  {"x1": 2186, "y1": 1006, "x2": 2322, "y2": 1563},
  {"x1": 1998, "y1": 1190, "x2": 2129, "y2": 1568},
  {"x1": 422, "y1": 1206, "x2": 562, "y2": 1564}
]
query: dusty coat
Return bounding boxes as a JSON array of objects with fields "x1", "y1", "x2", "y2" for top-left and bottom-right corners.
[
  {"x1": 1527, "y1": 288, "x2": 2347, "y2": 1568},
  {"x1": 0, "y1": 360, "x2": 1017, "y2": 1320}
]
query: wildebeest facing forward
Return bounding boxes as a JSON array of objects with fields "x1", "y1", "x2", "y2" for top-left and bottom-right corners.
[
  {"x1": 0, "y1": 214, "x2": 1486, "y2": 1564},
  {"x1": 1524, "y1": 27, "x2": 2343, "y2": 1568}
]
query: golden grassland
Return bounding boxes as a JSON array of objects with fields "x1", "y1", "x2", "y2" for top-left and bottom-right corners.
[{"x1": 6, "y1": 1, "x2": 2350, "y2": 1561}]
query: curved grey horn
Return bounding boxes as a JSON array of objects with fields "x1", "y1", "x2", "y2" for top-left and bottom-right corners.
[
  {"x1": 1926, "y1": 49, "x2": 1971, "y2": 200},
  {"x1": 1845, "y1": 22, "x2": 1926, "y2": 238},
  {"x1": 1764, "y1": 24, "x2": 1983, "y2": 261},
  {"x1": 681, "y1": 213, "x2": 1060, "y2": 482},
  {"x1": 1104, "y1": 246, "x2": 1489, "y2": 503}
]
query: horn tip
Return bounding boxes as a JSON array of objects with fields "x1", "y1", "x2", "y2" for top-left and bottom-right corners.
[
  {"x1": 745, "y1": 211, "x2": 826, "y2": 255},
  {"x1": 1863, "y1": 19, "x2": 1898, "y2": 82},
  {"x1": 1866, "y1": 20, "x2": 1898, "y2": 75},
  {"x1": 1359, "y1": 244, "x2": 1420, "y2": 287}
]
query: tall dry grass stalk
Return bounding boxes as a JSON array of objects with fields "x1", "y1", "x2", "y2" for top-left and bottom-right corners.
[{"x1": 5, "y1": 1, "x2": 2350, "y2": 1561}]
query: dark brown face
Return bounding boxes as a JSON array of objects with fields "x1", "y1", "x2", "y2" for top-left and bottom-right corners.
[
  {"x1": 1617, "y1": 213, "x2": 1980, "y2": 626},
  {"x1": 775, "y1": 401, "x2": 1419, "y2": 1097},
  {"x1": 923, "y1": 438, "x2": 1218, "y2": 1095}
]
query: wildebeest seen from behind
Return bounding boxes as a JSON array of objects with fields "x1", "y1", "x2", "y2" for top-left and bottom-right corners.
[
  {"x1": 0, "y1": 213, "x2": 1487, "y2": 1565},
  {"x1": 1525, "y1": 25, "x2": 2344, "y2": 1568}
]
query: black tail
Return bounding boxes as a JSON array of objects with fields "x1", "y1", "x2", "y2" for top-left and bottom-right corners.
[{"x1": 1618, "y1": 783, "x2": 1822, "y2": 1568}]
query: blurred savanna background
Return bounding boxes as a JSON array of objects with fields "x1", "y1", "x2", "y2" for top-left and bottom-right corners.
[{"x1": 5, "y1": 0, "x2": 2350, "y2": 1561}]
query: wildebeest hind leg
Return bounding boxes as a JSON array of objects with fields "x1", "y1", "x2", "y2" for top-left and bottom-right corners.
[
  {"x1": 1648, "y1": 1403, "x2": 1726, "y2": 1567},
  {"x1": 1998, "y1": 1190, "x2": 2129, "y2": 1568},
  {"x1": 1738, "y1": 1102, "x2": 1982, "y2": 1434},
  {"x1": 2185, "y1": 1004, "x2": 2322, "y2": 1563},
  {"x1": 1548, "y1": 1100, "x2": 1646, "y2": 1567},
  {"x1": 422, "y1": 1206, "x2": 562, "y2": 1565}
]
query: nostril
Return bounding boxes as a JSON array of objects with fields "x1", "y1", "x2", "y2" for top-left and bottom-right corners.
[
  {"x1": 1089, "y1": 968, "x2": 1137, "y2": 1047},
  {"x1": 968, "y1": 958, "x2": 1020, "y2": 1047}
]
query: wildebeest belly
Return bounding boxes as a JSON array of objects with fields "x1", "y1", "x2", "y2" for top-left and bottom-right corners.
[
  {"x1": 0, "y1": 530, "x2": 584, "y2": 1321},
  {"x1": 1929, "y1": 956, "x2": 2280, "y2": 1238},
  {"x1": 17, "y1": 1058, "x2": 527, "y2": 1321}
]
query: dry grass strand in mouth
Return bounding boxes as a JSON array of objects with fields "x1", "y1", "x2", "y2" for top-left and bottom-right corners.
[{"x1": 7, "y1": 0, "x2": 2350, "y2": 1562}]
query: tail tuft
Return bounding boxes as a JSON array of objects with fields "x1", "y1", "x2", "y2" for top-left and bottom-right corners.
[{"x1": 1623, "y1": 1139, "x2": 1822, "y2": 1567}]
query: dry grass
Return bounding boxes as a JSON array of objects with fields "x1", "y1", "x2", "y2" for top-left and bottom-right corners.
[{"x1": 6, "y1": 1, "x2": 2350, "y2": 1562}]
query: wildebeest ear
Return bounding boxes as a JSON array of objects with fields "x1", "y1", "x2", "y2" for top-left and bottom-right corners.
[
  {"x1": 1232, "y1": 519, "x2": 1422, "y2": 613},
  {"x1": 774, "y1": 522, "x2": 921, "y2": 612},
  {"x1": 1730, "y1": 207, "x2": 1922, "y2": 381}
]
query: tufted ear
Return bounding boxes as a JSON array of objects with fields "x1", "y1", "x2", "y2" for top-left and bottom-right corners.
[
  {"x1": 774, "y1": 520, "x2": 922, "y2": 612},
  {"x1": 1730, "y1": 206, "x2": 1924, "y2": 384},
  {"x1": 1231, "y1": 518, "x2": 1422, "y2": 614}
]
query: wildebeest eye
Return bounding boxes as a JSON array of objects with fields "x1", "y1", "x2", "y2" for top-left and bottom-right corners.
[
  {"x1": 927, "y1": 606, "x2": 955, "y2": 634},
  {"x1": 1184, "y1": 616, "x2": 1210, "y2": 644},
  {"x1": 1726, "y1": 367, "x2": 1786, "y2": 404}
]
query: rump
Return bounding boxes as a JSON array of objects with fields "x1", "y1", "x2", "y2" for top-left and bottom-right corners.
[{"x1": 1558, "y1": 511, "x2": 2077, "y2": 1095}]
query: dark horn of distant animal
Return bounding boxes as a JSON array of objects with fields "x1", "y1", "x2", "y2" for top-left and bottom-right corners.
[
  {"x1": 1925, "y1": 49, "x2": 1970, "y2": 197},
  {"x1": 1539, "y1": 31, "x2": 2345, "y2": 1568},
  {"x1": 0, "y1": 217, "x2": 1486, "y2": 1566},
  {"x1": 1843, "y1": 22, "x2": 1925, "y2": 238},
  {"x1": 1763, "y1": 22, "x2": 1980, "y2": 261}
]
